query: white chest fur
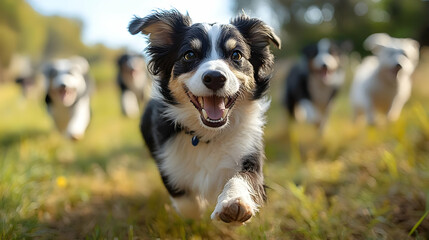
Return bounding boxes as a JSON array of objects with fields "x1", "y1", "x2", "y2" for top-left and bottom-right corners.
[
  {"x1": 308, "y1": 75, "x2": 334, "y2": 112},
  {"x1": 158, "y1": 99, "x2": 267, "y2": 204},
  {"x1": 49, "y1": 103, "x2": 72, "y2": 132}
]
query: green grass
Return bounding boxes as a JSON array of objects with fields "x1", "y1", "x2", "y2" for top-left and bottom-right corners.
[{"x1": 1, "y1": 51, "x2": 429, "y2": 239}]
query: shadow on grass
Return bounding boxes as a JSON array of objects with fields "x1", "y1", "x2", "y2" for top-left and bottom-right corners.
[
  {"x1": 43, "y1": 193, "x2": 160, "y2": 239},
  {"x1": 68, "y1": 144, "x2": 148, "y2": 173},
  {"x1": 0, "y1": 129, "x2": 50, "y2": 147},
  {"x1": 41, "y1": 191, "x2": 236, "y2": 240}
]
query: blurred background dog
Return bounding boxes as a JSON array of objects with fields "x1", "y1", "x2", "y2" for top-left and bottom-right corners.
[
  {"x1": 44, "y1": 56, "x2": 93, "y2": 140},
  {"x1": 116, "y1": 53, "x2": 152, "y2": 118},
  {"x1": 283, "y1": 38, "x2": 346, "y2": 130},
  {"x1": 350, "y1": 33, "x2": 420, "y2": 125},
  {"x1": 8, "y1": 55, "x2": 44, "y2": 99}
]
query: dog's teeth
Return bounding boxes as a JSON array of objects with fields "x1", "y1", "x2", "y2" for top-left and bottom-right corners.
[
  {"x1": 222, "y1": 109, "x2": 229, "y2": 119},
  {"x1": 202, "y1": 109, "x2": 208, "y2": 119},
  {"x1": 198, "y1": 97, "x2": 204, "y2": 107},
  {"x1": 224, "y1": 97, "x2": 229, "y2": 106}
]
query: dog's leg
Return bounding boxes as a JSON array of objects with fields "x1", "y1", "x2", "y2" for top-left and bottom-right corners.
[
  {"x1": 387, "y1": 96, "x2": 406, "y2": 122},
  {"x1": 171, "y1": 194, "x2": 208, "y2": 220},
  {"x1": 211, "y1": 152, "x2": 265, "y2": 224},
  {"x1": 318, "y1": 112, "x2": 328, "y2": 134},
  {"x1": 363, "y1": 101, "x2": 375, "y2": 126},
  {"x1": 121, "y1": 90, "x2": 140, "y2": 117},
  {"x1": 211, "y1": 171, "x2": 264, "y2": 224},
  {"x1": 318, "y1": 102, "x2": 334, "y2": 133},
  {"x1": 295, "y1": 99, "x2": 320, "y2": 124},
  {"x1": 67, "y1": 96, "x2": 91, "y2": 140}
]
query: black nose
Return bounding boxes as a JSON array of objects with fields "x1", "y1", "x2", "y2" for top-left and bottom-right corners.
[
  {"x1": 202, "y1": 71, "x2": 226, "y2": 91},
  {"x1": 60, "y1": 83, "x2": 66, "y2": 88}
]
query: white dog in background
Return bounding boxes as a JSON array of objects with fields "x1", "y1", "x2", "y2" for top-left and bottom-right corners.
[
  {"x1": 350, "y1": 33, "x2": 420, "y2": 125},
  {"x1": 44, "y1": 56, "x2": 93, "y2": 140}
]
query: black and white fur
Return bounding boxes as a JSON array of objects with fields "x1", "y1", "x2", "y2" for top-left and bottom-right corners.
[
  {"x1": 44, "y1": 56, "x2": 92, "y2": 140},
  {"x1": 283, "y1": 39, "x2": 344, "y2": 128},
  {"x1": 350, "y1": 33, "x2": 420, "y2": 125},
  {"x1": 129, "y1": 10, "x2": 280, "y2": 224},
  {"x1": 117, "y1": 53, "x2": 152, "y2": 117}
]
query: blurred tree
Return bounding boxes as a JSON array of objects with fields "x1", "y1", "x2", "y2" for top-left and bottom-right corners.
[
  {"x1": 84, "y1": 44, "x2": 125, "y2": 84},
  {"x1": 0, "y1": 23, "x2": 17, "y2": 67},
  {"x1": 0, "y1": 0, "x2": 22, "y2": 68},
  {"x1": 43, "y1": 16, "x2": 86, "y2": 59},
  {"x1": 233, "y1": 0, "x2": 427, "y2": 56},
  {"x1": 0, "y1": 0, "x2": 125, "y2": 84},
  {"x1": 16, "y1": 1, "x2": 47, "y2": 60},
  {"x1": 0, "y1": 0, "x2": 46, "y2": 62},
  {"x1": 419, "y1": 3, "x2": 429, "y2": 47}
]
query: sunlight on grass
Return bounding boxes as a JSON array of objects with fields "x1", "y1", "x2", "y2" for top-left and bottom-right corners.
[
  {"x1": 1, "y1": 53, "x2": 429, "y2": 238},
  {"x1": 413, "y1": 102, "x2": 429, "y2": 135},
  {"x1": 409, "y1": 210, "x2": 429, "y2": 236},
  {"x1": 382, "y1": 150, "x2": 399, "y2": 179}
]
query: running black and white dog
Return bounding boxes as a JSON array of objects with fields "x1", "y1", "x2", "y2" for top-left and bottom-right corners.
[
  {"x1": 44, "y1": 56, "x2": 92, "y2": 140},
  {"x1": 117, "y1": 53, "x2": 152, "y2": 117},
  {"x1": 129, "y1": 10, "x2": 280, "y2": 224},
  {"x1": 350, "y1": 33, "x2": 420, "y2": 124},
  {"x1": 283, "y1": 39, "x2": 345, "y2": 128}
]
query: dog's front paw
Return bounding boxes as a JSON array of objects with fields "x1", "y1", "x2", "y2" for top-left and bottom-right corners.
[
  {"x1": 68, "y1": 133, "x2": 84, "y2": 141},
  {"x1": 211, "y1": 198, "x2": 253, "y2": 224}
]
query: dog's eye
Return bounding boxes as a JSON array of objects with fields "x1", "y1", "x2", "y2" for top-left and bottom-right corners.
[
  {"x1": 231, "y1": 51, "x2": 242, "y2": 61},
  {"x1": 183, "y1": 51, "x2": 196, "y2": 61}
]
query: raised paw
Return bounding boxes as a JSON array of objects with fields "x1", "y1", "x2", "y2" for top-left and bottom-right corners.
[{"x1": 211, "y1": 198, "x2": 253, "y2": 224}]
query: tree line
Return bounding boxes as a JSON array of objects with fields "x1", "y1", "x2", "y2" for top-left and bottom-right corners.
[
  {"x1": 0, "y1": 0, "x2": 123, "y2": 84},
  {"x1": 233, "y1": 0, "x2": 429, "y2": 56}
]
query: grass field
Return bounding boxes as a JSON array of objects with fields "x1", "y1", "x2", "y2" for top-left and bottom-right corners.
[{"x1": 1, "y1": 51, "x2": 429, "y2": 239}]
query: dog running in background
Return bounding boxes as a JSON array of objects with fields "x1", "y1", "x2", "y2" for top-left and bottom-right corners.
[
  {"x1": 129, "y1": 9, "x2": 280, "y2": 224},
  {"x1": 9, "y1": 55, "x2": 44, "y2": 99},
  {"x1": 44, "y1": 56, "x2": 93, "y2": 140},
  {"x1": 283, "y1": 38, "x2": 345, "y2": 129},
  {"x1": 117, "y1": 53, "x2": 152, "y2": 117},
  {"x1": 350, "y1": 33, "x2": 420, "y2": 125}
]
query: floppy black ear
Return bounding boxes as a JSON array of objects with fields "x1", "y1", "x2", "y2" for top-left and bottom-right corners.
[
  {"x1": 302, "y1": 44, "x2": 318, "y2": 59},
  {"x1": 129, "y1": 9, "x2": 192, "y2": 48},
  {"x1": 231, "y1": 14, "x2": 280, "y2": 50},
  {"x1": 128, "y1": 9, "x2": 192, "y2": 77},
  {"x1": 117, "y1": 54, "x2": 129, "y2": 67},
  {"x1": 231, "y1": 14, "x2": 281, "y2": 99}
]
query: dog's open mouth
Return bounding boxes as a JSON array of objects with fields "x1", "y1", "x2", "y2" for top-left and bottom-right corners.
[
  {"x1": 57, "y1": 87, "x2": 77, "y2": 106},
  {"x1": 186, "y1": 90, "x2": 238, "y2": 128},
  {"x1": 317, "y1": 67, "x2": 336, "y2": 84}
]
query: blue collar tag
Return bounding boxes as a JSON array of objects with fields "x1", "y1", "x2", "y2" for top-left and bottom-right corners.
[{"x1": 191, "y1": 136, "x2": 199, "y2": 146}]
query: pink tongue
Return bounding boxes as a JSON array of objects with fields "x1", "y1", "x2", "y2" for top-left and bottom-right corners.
[
  {"x1": 203, "y1": 96, "x2": 225, "y2": 120},
  {"x1": 59, "y1": 89, "x2": 67, "y2": 101}
]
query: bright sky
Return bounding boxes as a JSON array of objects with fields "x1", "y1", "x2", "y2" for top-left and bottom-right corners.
[{"x1": 26, "y1": 0, "x2": 237, "y2": 53}]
